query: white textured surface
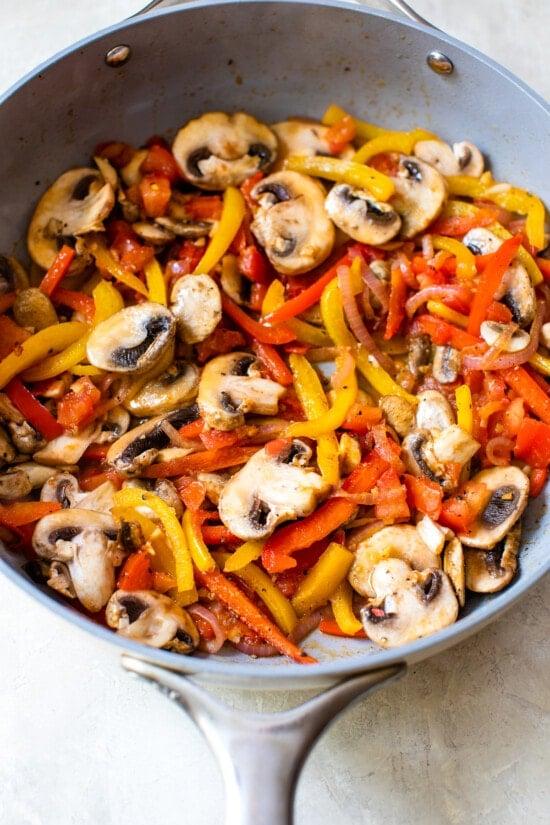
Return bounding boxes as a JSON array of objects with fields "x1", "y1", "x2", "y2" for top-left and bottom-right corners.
[{"x1": 0, "y1": 2, "x2": 549, "y2": 824}]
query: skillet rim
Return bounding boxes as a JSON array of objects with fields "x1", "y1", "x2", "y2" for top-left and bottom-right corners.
[{"x1": 0, "y1": 0, "x2": 548, "y2": 684}]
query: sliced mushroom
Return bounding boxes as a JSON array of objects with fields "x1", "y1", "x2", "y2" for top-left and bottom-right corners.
[
  {"x1": 480, "y1": 321, "x2": 530, "y2": 352},
  {"x1": 408, "y1": 333, "x2": 433, "y2": 377},
  {"x1": 443, "y1": 536, "x2": 465, "y2": 607},
  {"x1": 40, "y1": 471, "x2": 116, "y2": 513},
  {"x1": 360, "y1": 559, "x2": 458, "y2": 648},
  {"x1": 197, "y1": 472, "x2": 229, "y2": 505},
  {"x1": 125, "y1": 360, "x2": 199, "y2": 417},
  {"x1": 106, "y1": 590, "x2": 199, "y2": 653},
  {"x1": 96, "y1": 407, "x2": 131, "y2": 444},
  {"x1": 414, "y1": 139, "x2": 484, "y2": 177},
  {"x1": 33, "y1": 509, "x2": 122, "y2": 612},
  {"x1": 0, "y1": 255, "x2": 29, "y2": 294},
  {"x1": 107, "y1": 405, "x2": 200, "y2": 475},
  {"x1": 390, "y1": 156, "x2": 447, "y2": 238},
  {"x1": 133, "y1": 218, "x2": 212, "y2": 245},
  {"x1": 220, "y1": 254, "x2": 252, "y2": 306},
  {"x1": 0, "y1": 424, "x2": 16, "y2": 467},
  {"x1": 27, "y1": 168, "x2": 115, "y2": 269},
  {"x1": 349, "y1": 524, "x2": 441, "y2": 598},
  {"x1": 325, "y1": 184, "x2": 401, "y2": 245},
  {"x1": 452, "y1": 142, "x2": 484, "y2": 177},
  {"x1": 10, "y1": 462, "x2": 54, "y2": 489},
  {"x1": 338, "y1": 432, "x2": 362, "y2": 475},
  {"x1": 432, "y1": 425, "x2": 480, "y2": 465},
  {"x1": 541, "y1": 321, "x2": 550, "y2": 349},
  {"x1": 415, "y1": 389, "x2": 454, "y2": 431},
  {"x1": 33, "y1": 424, "x2": 100, "y2": 466},
  {"x1": 153, "y1": 479, "x2": 184, "y2": 519},
  {"x1": 198, "y1": 352, "x2": 285, "y2": 431},
  {"x1": 0, "y1": 468, "x2": 33, "y2": 500},
  {"x1": 379, "y1": 395, "x2": 415, "y2": 438},
  {"x1": 9, "y1": 420, "x2": 45, "y2": 454},
  {"x1": 132, "y1": 221, "x2": 176, "y2": 245},
  {"x1": 172, "y1": 111, "x2": 277, "y2": 190},
  {"x1": 432, "y1": 345, "x2": 460, "y2": 384},
  {"x1": 93, "y1": 155, "x2": 118, "y2": 190},
  {"x1": 13, "y1": 288, "x2": 58, "y2": 331},
  {"x1": 170, "y1": 274, "x2": 222, "y2": 344},
  {"x1": 464, "y1": 521, "x2": 521, "y2": 593},
  {"x1": 416, "y1": 515, "x2": 447, "y2": 555},
  {"x1": 459, "y1": 466, "x2": 529, "y2": 548},
  {"x1": 120, "y1": 149, "x2": 148, "y2": 187},
  {"x1": 218, "y1": 439, "x2": 329, "y2": 540},
  {"x1": 402, "y1": 429, "x2": 450, "y2": 489},
  {"x1": 250, "y1": 171, "x2": 335, "y2": 275},
  {"x1": 87, "y1": 302, "x2": 175, "y2": 374},
  {"x1": 462, "y1": 227, "x2": 501, "y2": 256},
  {"x1": 271, "y1": 119, "x2": 353, "y2": 169}
]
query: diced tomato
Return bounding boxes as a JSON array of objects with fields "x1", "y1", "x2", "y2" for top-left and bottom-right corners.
[
  {"x1": 384, "y1": 263, "x2": 407, "y2": 339},
  {"x1": 514, "y1": 418, "x2": 550, "y2": 468},
  {"x1": 184, "y1": 195, "x2": 223, "y2": 220},
  {"x1": 117, "y1": 550, "x2": 153, "y2": 591},
  {"x1": 201, "y1": 524, "x2": 240, "y2": 545},
  {"x1": 176, "y1": 478, "x2": 206, "y2": 510},
  {"x1": 375, "y1": 468, "x2": 410, "y2": 522},
  {"x1": 342, "y1": 452, "x2": 389, "y2": 493},
  {"x1": 485, "y1": 301, "x2": 513, "y2": 324},
  {"x1": 273, "y1": 569, "x2": 304, "y2": 599},
  {"x1": 501, "y1": 397, "x2": 525, "y2": 438},
  {"x1": 110, "y1": 220, "x2": 154, "y2": 272},
  {"x1": 430, "y1": 207, "x2": 500, "y2": 237},
  {"x1": 196, "y1": 325, "x2": 246, "y2": 363},
  {"x1": 404, "y1": 474, "x2": 443, "y2": 519},
  {"x1": 529, "y1": 467, "x2": 548, "y2": 498},
  {"x1": 371, "y1": 425, "x2": 405, "y2": 473},
  {"x1": 141, "y1": 144, "x2": 181, "y2": 182},
  {"x1": 369, "y1": 152, "x2": 399, "y2": 176},
  {"x1": 139, "y1": 173, "x2": 171, "y2": 218},
  {"x1": 439, "y1": 481, "x2": 489, "y2": 533},
  {"x1": 325, "y1": 115, "x2": 356, "y2": 154},
  {"x1": 57, "y1": 377, "x2": 101, "y2": 431},
  {"x1": 200, "y1": 429, "x2": 243, "y2": 450}
]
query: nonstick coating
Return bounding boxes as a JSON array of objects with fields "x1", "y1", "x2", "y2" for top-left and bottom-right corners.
[{"x1": 0, "y1": 0, "x2": 548, "y2": 688}]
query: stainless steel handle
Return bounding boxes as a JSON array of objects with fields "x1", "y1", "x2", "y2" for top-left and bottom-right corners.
[{"x1": 123, "y1": 656, "x2": 405, "y2": 825}]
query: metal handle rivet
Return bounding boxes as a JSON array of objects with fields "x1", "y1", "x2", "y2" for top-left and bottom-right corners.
[
  {"x1": 105, "y1": 45, "x2": 132, "y2": 68},
  {"x1": 426, "y1": 50, "x2": 454, "y2": 75}
]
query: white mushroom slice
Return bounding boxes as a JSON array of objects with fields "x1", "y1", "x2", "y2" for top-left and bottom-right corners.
[
  {"x1": 480, "y1": 321, "x2": 530, "y2": 352},
  {"x1": 402, "y1": 429, "x2": 450, "y2": 489},
  {"x1": 459, "y1": 466, "x2": 529, "y2": 548},
  {"x1": 93, "y1": 155, "x2": 118, "y2": 189},
  {"x1": 415, "y1": 390, "x2": 454, "y2": 432},
  {"x1": 444, "y1": 537, "x2": 465, "y2": 607},
  {"x1": 452, "y1": 141, "x2": 484, "y2": 177},
  {"x1": 379, "y1": 395, "x2": 415, "y2": 437},
  {"x1": 33, "y1": 509, "x2": 122, "y2": 612},
  {"x1": 464, "y1": 521, "x2": 521, "y2": 593},
  {"x1": 0, "y1": 424, "x2": 16, "y2": 466},
  {"x1": 27, "y1": 168, "x2": 115, "y2": 269},
  {"x1": 198, "y1": 352, "x2": 285, "y2": 431},
  {"x1": 414, "y1": 140, "x2": 461, "y2": 176},
  {"x1": 250, "y1": 171, "x2": 335, "y2": 275},
  {"x1": 408, "y1": 333, "x2": 433, "y2": 377},
  {"x1": 106, "y1": 590, "x2": 199, "y2": 653},
  {"x1": 197, "y1": 472, "x2": 229, "y2": 505},
  {"x1": 11, "y1": 462, "x2": 54, "y2": 489},
  {"x1": 324, "y1": 184, "x2": 401, "y2": 245},
  {"x1": 96, "y1": 407, "x2": 131, "y2": 445},
  {"x1": 541, "y1": 321, "x2": 550, "y2": 349},
  {"x1": 360, "y1": 559, "x2": 458, "y2": 648},
  {"x1": 416, "y1": 515, "x2": 446, "y2": 555},
  {"x1": 170, "y1": 274, "x2": 222, "y2": 344},
  {"x1": 271, "y1": 119, "x2": 353, "y2": 170},
  {"x1": 338, "y1": 432, "x2": 361, "y2": 475},
  {"x1": 33, "y1": 424, "x2": 100, "y2": 466},
  {"x1": 0, "y1": 469, "x2": 32, "y2": 500},
  {"x1": 87, "y1": 302, "x2": 175, "y2": 374},
  {"x1": 41, "y1": 472, "x2": 82, "y2": 508},
  {"x1": 125, "y1": 360, "x2": 199, "y2": 417},
  {"x1": 349, "y1": 524, "x2": 440, "y2": 598},
  {"x1": 218, "y1": 439, "x2": 329, "y2": 541},
  {"x1": 390, "y1": 156, "x2": 447, "y2": 238},
  {"x1": 432, "y1": 425, "x2": 480, "y2": 465},
  {"x1": 172, "y1": 112, "x2": 277, "y2": 190},
  {"x1": 462, "y1": 227, "x2": 502, "y2": 255},
  {"x1": 120, "y1": 149, "x2": 148, "y2": 187},
  {"x1": 8, "y1": 419, "x2": 45, "y2": 454},
  {"x1": 432, "y1": 345, "x2": 460, "y2": 384}
]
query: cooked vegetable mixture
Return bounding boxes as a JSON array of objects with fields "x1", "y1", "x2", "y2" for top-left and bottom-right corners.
[{"x1": 2, "y1": 105, "x2": 549, "y2": 662}]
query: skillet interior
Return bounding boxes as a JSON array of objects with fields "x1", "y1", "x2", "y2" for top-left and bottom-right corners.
[{"x1": 0, "y1": 0, "x2": 548, "y2": 688}]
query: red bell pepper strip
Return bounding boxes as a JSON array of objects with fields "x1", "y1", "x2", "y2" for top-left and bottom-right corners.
[
  {"x1": 178, "y1": 418, "x2": 204, "y2": 439},
  {"x1": 325, "y1": 115, "x2": 356, "y2": 154},
  {"x1": 194, "y1": 566, "x2": 316, "y2": 664},
  {"x1": 430, "y1": 208, "x2": 499, "y2": 237},
  {"x1": 404, "y1": 474, "x2": 443, "y2": 519},
  {"x1": 529, "y1": 467, "x2": 548, "y2": 498},
  {"x1": 82, "y1": 443, "x2": 110, "y2": 461},
  {"x1": 319, "y1": 617, "x2": 367, "y2": 639},
  {"x1": 240, "y1": 171, "x2": 264, "y2": 208},
  {"x1": 503, "y1": 367, "x2": 550, "y2": 425},
  {"x1": 438, "y1": 481, "x2": 489, "y2": 533},
  {"x1": 221, "y1": 294, "x2": 295, "y2": 345},
  {"x1": 251, "y1": 341, "x2": 293, "y2": 386},
  {"x1": 196, "y1": 325, "x2": 246, "y2": 364},
  {"x1": 57, "y1": 377, "x2": 101, "y2": 430},
  {"x1": 5, "y1": 378, "x2": 64, "y2": 440},
  {"x1": 384, "y1": 263, "x2": 407, "y2": 340},
  {"x1": 374, "y1": 468, "x2": 410, "y2": 521},
  {"x1": 79, "y1": 469, "x2": 124, "y2": 491},
  {"x1": 536, "y1": 257, "x2": 550, "y2": 281},
  {"x1": 139, "y1": 173, "x2": 171, "y2": 218},
  {"x1": 51, "y1": 288, "x2": 96, "y2": 322},
  {"x1": 39, "y1": 245, "x2": 75, "y2": 296},
  {"x1": 117, "y1": 550, "x2": 154, "y2": 591},
  {"x1": 413, "y1": 314, "x2": 480, "y2": 350},
  {"x1": 342, "y1": 453, "x2": 389, "y2": 493},
  {"x1": 0, "y1": 501, "x2": 61, "y2": 528},
  {"x1": 142, "y1": 445, "x2": 258, "y2": 478},
  {"x1": 201, "y1": 525, "x2": 240, "y2": 545},
  {"x1": 341, "y1": 404, "x2": 383, "y2": 432},
  {"x1": 239, "y1": 245, "x2": 269, "y2": 284},
  {"x1": 514, "y1": 418, "x2": 550, "y2": 468},
  {"x1": 467, "y1": 235, "x2": 522, "y2": 336}
]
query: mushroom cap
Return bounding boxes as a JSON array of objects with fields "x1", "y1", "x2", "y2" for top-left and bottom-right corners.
[
  {"x1": 325, "y1": 183, "x2": 401, "y2": 246},
  {"x1": 0, "y1": 468, "x2": 33, "y2": 501},
  {"x1": 172, "y1": 111, "x2": 277, "y2": 190},
  {"x1": 349, "y1": 524, "x2": 441, "y2": 598},
  {"x1": 464, "y1": 521, "x2": 521, "y2": 593},
  {"x1": 414, "y1": 139, "x2": 461, "y2": 176},
  {"x1": 106, "y1": 590, "x2": 199, "y2": 653},
  {"x1": 124, "y1": 360, "x2": 199, "y2": 417},
  {"x1": 452, "y1": 141, "x2": 484, "y2": 177},
  {"x1": 378, "y1": 394, "x2": 415, "y2": 438},
  {"x1": 250, "y1": 170, "x2": 335, "y2": 275},
  {"x1": 443, "y1": 536, "x2": 466, "y2": 607},
  {"x1": 271, "y1": 119, "x2": 353, "y2": 170},
  {"x1": 197, "y1": 352, "x2": 286, "y2": 431},
  {"x1": 432, "y1": 344, "x2": 460, "y2": 384},
  {"x1": 169, "y1": 273, "x2": 222, "y2": 344},
  {"x1": 402, "y1": 428, "x2": 449, "y2": 489},
  {"x1": 459, "y1": 466, "x2": 529, "y2": 548},
  {"x1": 390, "y1": 156, "x2": 447, "y2": 238},
  {"x1": 96, "y1": 407, "x2": 131, "y2": 444},
  {"x1": 218, "y1": 439, "x2": 330, "y2": 541},
  {"x1": 27, "y1": 168, "x2": 115, "y2": 269},
  {"x1": 415, "y1": 389, "x2": 455, "y2": 432},
  {"x1": 33, "y1": 423, "x2": 100, "y2": 466},
  {"x1": 462, "y1": 227, "x2": 502, "y2": 255},
  {"x1": 86, "y1": 302, "x2": 176, "y2": 374},
  {"x1": 480, "y1": 321, "x2": 530, "y2": 353},
  {"x1": 40, "y1": 471, "x2": 82, "y2": 508}
]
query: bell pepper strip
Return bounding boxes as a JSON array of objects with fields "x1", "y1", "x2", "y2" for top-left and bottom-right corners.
[
  {"x1": 194, "y1": 186, "x2": 246, "y2": 274},
  {"x1": 91, "y1": 280, "x2": 124, "y2": 323},
  {"x1": 88, "y1": 240, "x2": 149, "y2": 297},
  {"x1": 51, "y1": 289, "x2": 96, "y2": 322},
  {"x1": 221, "y1": 294, "x2": 295, "y2": 345},
  {"x1": 431, "y1": 236, "x2": 477, "y2": 279},
  {"x1": 403, "y1": 474, "x2": 443, "y2": 520},
  {"x1": 285, "y1": 155, "x2": 394, "y2": 202},
  {"x1": 5, "y1": 378, "x2": 64, "y2": 440},
  {"x1": 261, "y1": 280, "x2": 331, "y2": 346},
  {"x1": 291, "y1": 542, "x2": 354, "y2": 617},
  {"x1": 0, "y1": 292, "x2": 16, "y2": 314},
  {"x1": 288, "y1": 353, "x2": 340, "y2": 486},
  {"x1": 325, "y1": 115, "x2": 356, "y2": 154},
  {"x1": 529, "y1": 467, "x2": 548, "y2": 497},
  {"x1": 117, "y1": 550, "x2": 154, "y2": 591},
  {"x1": 182, "y1": 509, "x2": 216, "y2": 572},
  {"x1": 139, "y1": 173, "x2": 171, "y2": 218},
  {"x1": 413, "y1": 314, "x2": 480, "y2": 350},
  {"x1": 352, "y1": 128, "x2": 436, "y2": 164},
  {"x1": 22, "y1": 335, "x2": 88, "y2": 382},
  {"x1": 431, "y1": 203, "x2": 499, "y2": 236},
  {"x1": 384, "y1": 263, "x2": 407, "y2": 339},
  {"x1": 251, "y1": 341, "x2": 293, "y2": 386},
  {"x1": 224, "y1": 539, "x2": 265, "y2": 572},
  {"x1": 529, "y1": 352, "x2": 550, "y2": 377},
  {"x1": 142, "y1": 445, "x2": 258, "y2": 478},
  {"x1": 503, "y1": 367, "x2": 550, "y2": 425},
  {"x1": 0, "y1": 321, "x2": 86, "y2": 389},
  {"x1": 0, "y1": 316, "x2": 31, "y2": 360},
  {"x1": 322, "y1": 104, "x2": 388, "y2": 140},
  {"x1": 489, "y1": 223, "x2": 543, "y2": 285},
  {"x1": 200, "y1": 525, "x2": 240, "y2": 545},
  {"x1": 467, "y1": 235, "x2": 522, "y2": 336},
  {"x1": 286, "y1": 353, "x2": 357, "y2": 438},
  {"x1": 329, "y1": 580, "x2": 364, "y2": 636},
  {"x1": 194, "y1": 566, "x2": 315, "y2": 663},
  {"x1": 438, "y1": 481, "x2": 490, "y2": 533},
  {"x1": 39, "y1": 245, "x2": 75, "y2": 296},
  {"x1": 536, "y1": 257, "x2": 550, "y2": 280},
  {"x1": 178, "y1": 418, "x2": 204, "y2": 440},
  {"x1": 374, "y1": 468, "x2": 410, "y2": 522},
  {"x1": 57, "y1": 376, "x2": 101, "y2": 430},
  {"x1": 114, "y1": 488, "x2": 195, "y2": 596},
  {"x1": 142, "y1": 143, "x2": 181, "y2": 182},
  {"x1": 426, "y1": 301, "x2": 469, "y2": 329},
  {"x1": 455, "y1": 385, "x2": 474, "y2": 434},
  {"x1": 79, "y1": 469, "x2": 124, "y2": 492},
  {"x1": 144, "y1": 258, "x2": 167, "y2": 306},
  {"x1": 341, "y1": 403, "x2": 383, "y2": 432},
  {"x1": 514, "y1": 418, "x2": 550, "y2": 468},
  {"x1": 0, "y1": 500, "x2": 61, "y2": 528},
  {"x1": 319, "y1": 617, "x2": 366, "y2": 638}
]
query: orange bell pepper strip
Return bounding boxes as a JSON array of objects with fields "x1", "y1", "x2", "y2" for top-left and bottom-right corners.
[
  {"x1": 384, "y1": 263, "x2": 407, "y2": 339},
  {"x1": 341, "y1": 403, "x2": 383, "y2": 432},
  {"x1": 251, "y1": 341, "x2": 293, "y2": 386},
  {"x1": 514, "y1": 418, "x2": 550, "y2": 468},
  {"x1": 221, "y1": 294, "x2": 295, "y2": 345},
  {"x1": 319, "y1": 618, "x2": 367, "y2": 638},
  {"x1": 467, "y1": 235, "x2": 522, "y2": 336},
  {"x1": 142, "y1": 445, "x2": 258, "y2": 478},
  {"x1": 0, "y1": 316, "x2": 31, "y2": 360},
  {"x1": 5, "y1": 378, "x2": 64, "y2": 440},
  {"x1": 503, "y1": 367, "x2": 550, "y2": 426},
  {"x1": 117, "y1": 550, "x2": 154, "y2": 591},
  {"x1": 39, "y1": 245, "x2": 75, "y2": 296},
  {"x1": 413, "y1": 314, "x2": 480, "y2": 350},
  {"x1": 194, "y1": 566, "x2": 316, "y2": 664},
  {"x1": 0, "y1": 500, "x2": 61, "y2": 528}
]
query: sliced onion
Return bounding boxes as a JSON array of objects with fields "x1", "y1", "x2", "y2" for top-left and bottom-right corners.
[
  {"x1": 480, "y1": 323, "x2": 517, "y2": 368},
  {"x1": 362, "y1": 264, "x2": 389, "y2": 314},
  {"x1": 463, "y1": 300, "x2": 544, "y2": 371},
  {"x1": 188, "y1": 604, "x2": 226, "y2": 654},
  {"x1": 338, "y1": 264, "x2": 395, "y2": 373},
  {"x1": 422, "y1": 234, "x2": 434, "y2": 260},
  {"x1": 234, "y1": 639, "x2": 279, "y2": 657},
  {"x1": 331, "y1": 348, "x2": 355, "y2": 390},
  {"x1": 405, "y1": 284, "x2": 471, "y2": 318},
  {"x1": 290, "y1": 607, "x2": 327, "y2": 643},
  {"x1": 486, "y1": 436, "x2": 514, "y2": 466}
]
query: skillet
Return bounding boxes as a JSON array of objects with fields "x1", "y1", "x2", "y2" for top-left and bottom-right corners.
[{"x1": 0, "y1": 1, "x2": 548, "y2": 822}]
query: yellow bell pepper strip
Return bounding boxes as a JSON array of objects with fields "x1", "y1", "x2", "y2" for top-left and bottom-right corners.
[
  {"x1": 182, "y1": 509, "x2": 216, "y2": 573},
  {"x1": 330, "y1": 580, "x2": 363, "y2": 636},
  {"x1": 455, "y1": 385, "x2": 474, "y2": 435},
  {"x1": 291, "y1": 541, "x2": 354, "y2": 617},
  {"x1": 528, "y1": 352, "x2": 550, "y2": 377},
  {"x1": 285, "y1": 155, "x2": 394, "y2": 202},
  {"x1": 287, "y1": 352, "x2": 357, "y2": 439},
  {"x1": 445, "y1": 175, "x2": 485, "y2": 199},
  {"x1": 320, "y1": 278, "x2": 417, "y2": 404},
  {"x1": 144, "y1": 257, "x2": 167, "y2": 306},
  {"x1": 489, "y1": 223, "x2": 543, "y2": 285},
  {"x1": 92, "y1": 279, "x2": 125, "y2": 323},
  {"x1": 213, "y1": 551, "x2": 297, "y2": 635},
  {"x1": 426, "y1": 301, "x2": 469, "y2": 328},
  {"x1": 224, "y1": 539, "x2": 265, "y2": 572},
  {"x1": 0, "y1": 321, "x2": 85, "y2": 389},
  {"x1": 288, "y1": 353, "x2": 340, "y2": 486},
  {"x1": 114, "y1": 488, "x2": 195, "y2": 595},
  {"x1": 352, "y1": 128, "x2": 436, "y2": 164},
  {"x1": 70, "y1": 364, "x2": 104, "y2": 376},
  {"x1": 322, "y1": 104, "x2": 388, "y2": 139},
  {"x1": 87, "y1": 240, "x2": 150, "y2": 297},
  {"x1": 432, "y1": 235, "x2": 477, "y2": 279},
  {"x1": 261, "y1": 280, "x2": 331, "y2": 346},
  {"x1": 194, "y1": 186, "x2": 246, "y2": 274}
]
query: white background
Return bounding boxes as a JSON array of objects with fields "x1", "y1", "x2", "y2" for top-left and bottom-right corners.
[{"x1": 0, "y1": 2, "x2": 549, "y2": 824}]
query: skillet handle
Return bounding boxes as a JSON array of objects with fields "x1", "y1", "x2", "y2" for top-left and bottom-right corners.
[{"x1": 122, "y1": 656, "x2": 404, "y2": 825}]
